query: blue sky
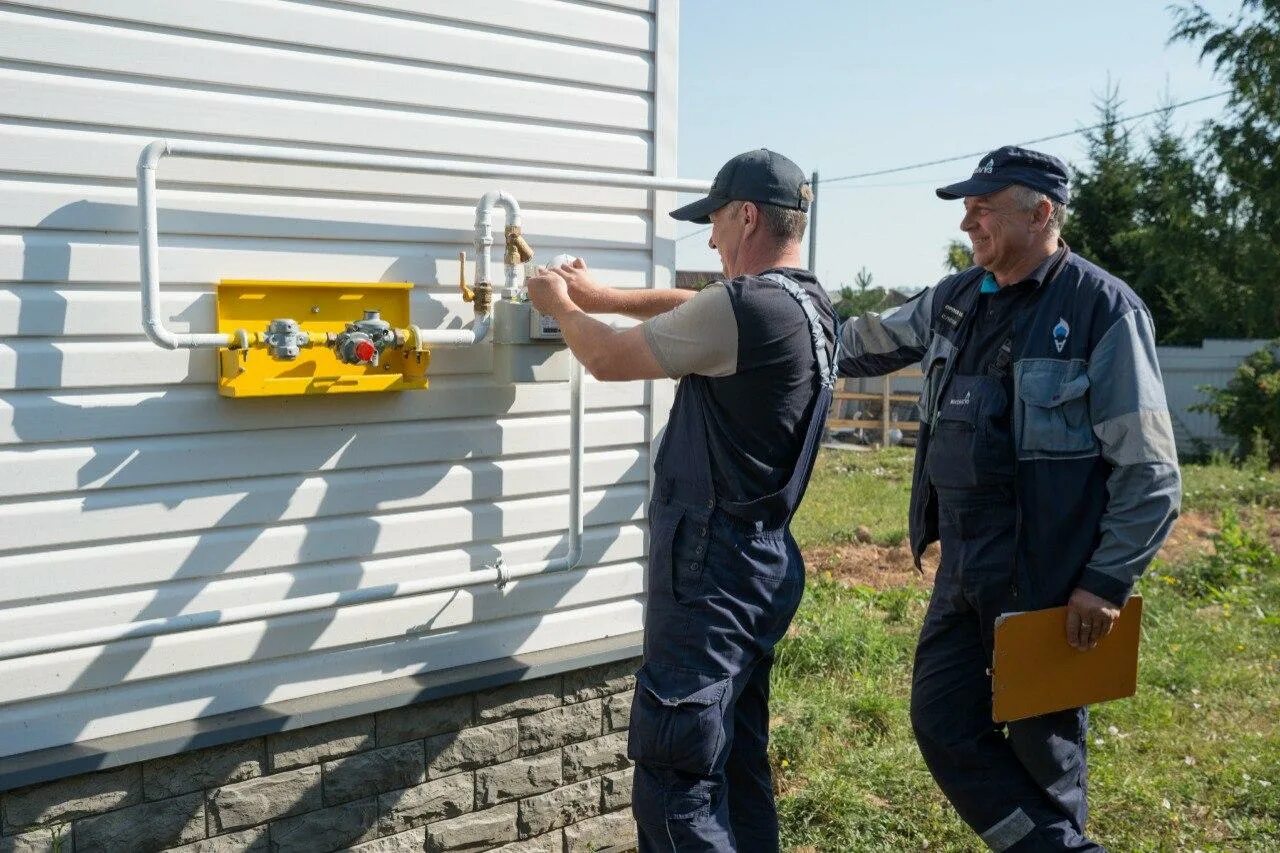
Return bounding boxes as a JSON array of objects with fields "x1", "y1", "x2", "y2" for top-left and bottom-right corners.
[{"x1": 673, "y1": 0, "x2": 1240, "y2": 293}]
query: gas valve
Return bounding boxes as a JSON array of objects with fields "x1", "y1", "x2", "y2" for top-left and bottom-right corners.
[
  {"x1": 333, "y1": 309, "x2": 400, "y2": 366},
  {"x1": 264, "y1": 318, "x2": 310, "y2": 360}
]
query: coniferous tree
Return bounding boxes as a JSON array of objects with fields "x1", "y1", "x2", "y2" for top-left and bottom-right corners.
[
  {"x1": 1062, "y1": 83, "x2": 1146, "y2": 286},
  {"x1": 1173, "y1": 0, "x2": 1280, "y2": 339}
]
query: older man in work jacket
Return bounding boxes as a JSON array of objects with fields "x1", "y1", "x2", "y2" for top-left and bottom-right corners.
[{"x1": 836, "y1": 146, "x2": 1181, "y2": 851}]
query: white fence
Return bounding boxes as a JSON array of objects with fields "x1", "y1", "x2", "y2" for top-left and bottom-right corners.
[{"x1": 1158, "y1": 339, "x2": 1272, "y2": 454}]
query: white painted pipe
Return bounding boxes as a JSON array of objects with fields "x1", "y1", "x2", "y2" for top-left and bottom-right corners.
[
  {"x1": 91, "y1": 134, "x2": 693, "y2": 664},
  {"x1": 0, "y1": 359, "x2": 584, "y2": 662},
  {"x1": 136, "y1": 140, "x2": 711, "y2": 350},
  {"x1": 137, "y1": 142, "x2": 237, "y2": 350},
  {"x1": 150, "y1": 138, "x2": 713, "y2": 191},
  {"x1": 474, "y1": 190, "x2": 523, "y2": 301},
  {"x1": 414, "y1": 313, "x2": 493, "y2": 346}
]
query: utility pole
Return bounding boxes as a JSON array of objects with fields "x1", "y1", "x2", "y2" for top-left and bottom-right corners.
[{"x1": 807, "y1": 170, "x2": 819, "y2": 272}]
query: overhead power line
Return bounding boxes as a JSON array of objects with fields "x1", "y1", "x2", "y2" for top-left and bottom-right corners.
[
  {"x1": 673, "y1": 90, "x2": 1229, "y2": 246},
  {"x1": 817, "y1": 90, "x2": 1230, "y2": 186}
]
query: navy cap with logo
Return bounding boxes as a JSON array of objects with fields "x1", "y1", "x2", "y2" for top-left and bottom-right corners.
[
  {"x1": 936, "y1": 145, "x2": 1070, "y2": 204},
  {"x1": 669, "y1": 148, "x2": 810, "y2": 223}
]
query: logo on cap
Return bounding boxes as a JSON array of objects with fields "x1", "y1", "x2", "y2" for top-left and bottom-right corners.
[{"x1": 974, "y1": 159, "x2": 995, "y2": 175}]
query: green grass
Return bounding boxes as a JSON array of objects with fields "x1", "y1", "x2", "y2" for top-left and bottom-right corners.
[
  {"x1": 774, "y1": 451, "x2": 1280, "y2": 851},
  {"x1": 1182, "y1": 457, "x2": 1280, "y2": 513},
  {"x1": 792, "y1": 448, "x2": 915, "y2": 549}
]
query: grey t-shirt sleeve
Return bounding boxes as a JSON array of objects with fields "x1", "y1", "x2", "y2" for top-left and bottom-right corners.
[{"x1": 641, "y1": 283, "x2": 739, "y2": 378}]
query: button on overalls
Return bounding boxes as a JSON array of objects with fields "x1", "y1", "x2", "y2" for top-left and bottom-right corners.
[{"x1": 627, "y1": 274, "x2": 833, "y2": 852}]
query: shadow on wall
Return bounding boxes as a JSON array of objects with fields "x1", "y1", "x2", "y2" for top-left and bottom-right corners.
[{"x1": 2, "y1": 198, "x2": 649, "y2": 778}]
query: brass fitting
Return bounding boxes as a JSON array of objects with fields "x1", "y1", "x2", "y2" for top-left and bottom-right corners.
[
  {"x1": 473, "y1": 280, "x2": 494, "y2": 315},
  {"x1": 458, "y1": 251, "x2": 475, "y2": 302},
  {"x1": 504, "y1": 225, "x2": 535, "y2": 266}
]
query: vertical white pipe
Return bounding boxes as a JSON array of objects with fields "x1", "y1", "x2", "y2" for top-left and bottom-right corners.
[
  {"x1": 473, "y1": 190, "x2": 523, "y2": 301},
  {"x1": 501, "y1": 356, "x2": 584, "y2": 578},
  {"x1": 137, "y1": 142, "x2": 236, "y2": 350}
]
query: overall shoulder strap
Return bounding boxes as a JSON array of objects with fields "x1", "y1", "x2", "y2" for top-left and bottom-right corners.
[{"x1": 761, "y1": 272, "x2": 834, "y2": 389}]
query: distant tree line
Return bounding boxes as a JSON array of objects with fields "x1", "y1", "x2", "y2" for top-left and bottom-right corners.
[
  {"x1": 1063, "y1": 0, "x2": 1280, "y2": 345},
  {"x1": 936, "y1": 2, "x2": 1280, "y2": 345}
]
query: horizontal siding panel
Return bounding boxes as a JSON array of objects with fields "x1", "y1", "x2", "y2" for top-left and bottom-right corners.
[
  {"x1": 0, "y1": 10, "x2": 651, "y2": 131},
  {"x1": 1, "y1": 316, "x2": 630, "y2": 386},
  {"x1": 0, "y1": 598, "x2": 645, "y2": 756},
  {"x1": 3, "y1": 326, "x2": 520, "y2": 388},
  {"x1": 0, "y1": 377, "x2": 646, "y2": 445},
  {"x1": 0, "y1": 337, "x2": 499, "y2": 391},
  {"x1": 6, "y1": 0, "x2": 653, "y2": 90},
  {"x1": 0, "y1": 286, "x2": 212, "y2": 338},
  {"x1": 0, "y1": 234, "x2": 654, "y2": 288},
  {"x1": 0, "y1": 484, "x2": 649, "y2": 603},
  {"x1": 0, "y1": 181, "x2": 650, "y2": 245},
  {"x1": 0, "y1": 561, "x2": 645, "y2": 705},
  {"x1": 0, "y1": 66, "x2": 650, "y2": 170},
  {"x1": 0, "y1": 447, "x2": 646, "y2": 551},
  {"x1": 0, "y1": 524, "x2": 646, "y2": 638},
  {"x1": 335, "y1": 0, "x2": 652, "y2": 50},
  {"x1": 0, "y1": 123, "x2": 653, "y2": 210},
  {"x1": 0, "y1": 286, "x2": 647, "y2": 339},
  {"x1": 0, "y1": 409, "x2": 646, "y2": 497},
  {"x1": 582, "y1": 0, "x2": 654, "y2": 11}
]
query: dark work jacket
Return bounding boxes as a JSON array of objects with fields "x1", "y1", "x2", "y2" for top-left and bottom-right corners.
[{"x1": 836, "y1": 250, "x2": 1181, "y2": 606}]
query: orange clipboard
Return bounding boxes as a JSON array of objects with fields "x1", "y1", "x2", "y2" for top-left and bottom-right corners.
[{"x1": 991, "y1": 596, "x2": 1143, "y2": 723}]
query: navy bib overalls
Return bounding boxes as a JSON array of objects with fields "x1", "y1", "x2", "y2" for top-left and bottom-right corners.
[
  {"x1": 912, "y1": 254, "x2": 1103, "y2": 852},
  {"x1": 628, "y1": 273, "x2": 834, "y2": 852}
]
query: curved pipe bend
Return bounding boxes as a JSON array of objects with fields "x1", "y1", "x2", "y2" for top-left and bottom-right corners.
[
  {"x1": 474, "y1": 190, "x2": 523, "y2": 300},
  {"x1": 137, "y1": 140, "x2": 237, "y2": 350}
]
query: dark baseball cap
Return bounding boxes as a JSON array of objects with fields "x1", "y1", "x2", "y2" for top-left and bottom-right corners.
[
  {"x1": 936, "y1": 145, "x2": 1070, "y2": 204},
  {"x1": 669, "y1": 149, "x2": 810, "y2": 223}
]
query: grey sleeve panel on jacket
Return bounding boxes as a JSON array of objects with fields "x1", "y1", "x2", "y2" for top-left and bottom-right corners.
[
  {"x1": 1082, "y1": 307, "x2": 1182, "y2": 604},
  {"x1": 836, "y1": 286, "x2": 935, "y2": 378},
  {"x1": 641, "y1": 283, "x2": 738, "y2": 378}
]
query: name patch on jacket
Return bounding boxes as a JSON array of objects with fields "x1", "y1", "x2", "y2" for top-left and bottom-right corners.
[{"x1": 940, "y1": 303, "x2": 965, "y2": 329}]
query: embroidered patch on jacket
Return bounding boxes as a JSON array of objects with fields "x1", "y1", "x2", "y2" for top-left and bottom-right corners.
[
  {"x1": 1052, "y1": 317, "x2": 1070, "y2": 353},
  {"x1": 941, "y1": 304, "x2": 965, "y2": 329}
]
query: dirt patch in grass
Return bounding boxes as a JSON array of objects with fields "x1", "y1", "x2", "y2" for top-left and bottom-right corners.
[
  {"x1": 804, "y1": 540, "x2": 939, "y2": 589},
  {"x1": 1157, "y1": 511, "x2": 1220, "y2": 565},
  {"x1": 801, "y1": 509, "x2": 1280, "y2": 589},
  {"x1": 1162, "y1": 507, "x2": 1280, "y2": 555}
]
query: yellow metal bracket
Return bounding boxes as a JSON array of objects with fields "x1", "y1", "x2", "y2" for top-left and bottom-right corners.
[{"x1": 215, "y1": 280, "x2": 430, "y2": 398}]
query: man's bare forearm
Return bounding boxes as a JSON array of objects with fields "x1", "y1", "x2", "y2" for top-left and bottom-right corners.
[
  {"x1": 556, "y1": 308, "x2": 617, "y2": 372},
  {"x1": 587, "y1": 286, "x2": 697, "y2": 319},
  {"x1": 555, "y1": 307, "x2": 667, "y2": 380}
]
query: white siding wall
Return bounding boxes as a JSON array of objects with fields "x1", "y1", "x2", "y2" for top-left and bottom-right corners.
[{"x1": 0, "y1": 0, "x2": 677, "y2": 758}]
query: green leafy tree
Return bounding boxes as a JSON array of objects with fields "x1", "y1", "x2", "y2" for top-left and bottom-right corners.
[
  {"x1": 1172, "y1": 0, "x2": 1280, "y2": 338},
  {"x1": 1130, "y1": 102, "x2": 1236, "y2": 343},
  {"x1": 943, "y1": 239, "x2": 973, "y2": 273},
  {"x1": 1192, "y1": 342, "x2": 1280, "y2": 465}
]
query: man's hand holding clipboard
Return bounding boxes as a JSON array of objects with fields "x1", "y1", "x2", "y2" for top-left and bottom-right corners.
[
  {"x1": 992, "y1": 597, "x2": 1144, "y2": 723},
  {"x1": 1065, "y1": 587, "x2": 1123, "y2": 651}
]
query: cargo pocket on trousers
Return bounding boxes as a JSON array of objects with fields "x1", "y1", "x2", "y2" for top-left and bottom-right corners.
[{"x1": 627, "y1": 662, "x2": 732, "y2": 776}]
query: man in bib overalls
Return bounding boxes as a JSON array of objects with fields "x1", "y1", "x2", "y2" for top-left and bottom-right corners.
[
  {"x1": 526, "y1": 149, "x2": 836, "y2": 851},
  {"x1": 836, "y1": 147, "x2": 1181, "y2": 851}
]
